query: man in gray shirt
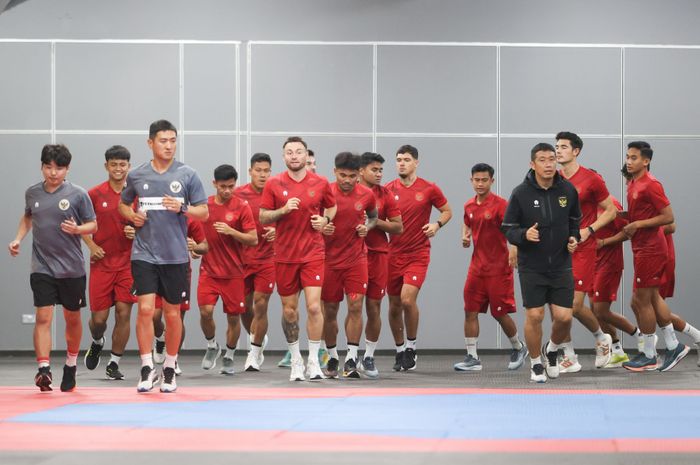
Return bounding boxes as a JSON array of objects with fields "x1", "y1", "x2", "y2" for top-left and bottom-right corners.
[
  {"x1": 119, "y1": 119, "x2": 208, "y2": 393},
  {"x1": 8, "y1": 144, "x2": 97, "y2": 392}
]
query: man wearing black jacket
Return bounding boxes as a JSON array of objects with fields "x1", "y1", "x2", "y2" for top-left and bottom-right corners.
[{"x1": 502, "y1": 143, "x2": 581, "y2": 383}]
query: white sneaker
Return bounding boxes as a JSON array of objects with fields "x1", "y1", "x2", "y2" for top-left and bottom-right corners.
[
  {"x1": 306, "y1": 358, "x2": 325, "y2": 381},
  {"x1": 290, "y1": 358, "x2": 305, "y2": 382},
  {"x1": 530, "y1": 363, "x2": 547, "y2": 383},
  {"x1": 174, "y1": 360, "x2": 182, "y2": 376},
  {"x1": 220, "y1": 357, "x2": 235, "y2": 375},
  {"x1": 160, "y1": 366, "x2": 177, "y2": 393},
  {"x1": 201, "y1": 343, "x2": 221, "y2": 370},
  {"x1": 244, "y1": 351, "x2": 260, "y2": 372},
  {"x1": 542, "y1": 343, "x2": 559, "y2": 379},
  {"x1": 259, "y1": 334, "x2": 268, "y2": 367},
  {"x1": 558, "y1": 354, "x2": 582, "y2": 373},
  {"x1": 137, "y1": 365, "x2": 159, "y2": 393},
  {"x1": 152, "y1": 339, "x2": 166, "y2": 364},
  {"x1": 696, "y1": 342, "x2": 700, "y2": 367},
  {"x1": 595, "y1": 333, "x2": 613, "y2": 368}
]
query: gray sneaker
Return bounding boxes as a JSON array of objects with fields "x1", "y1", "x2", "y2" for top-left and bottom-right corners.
[
  {"x1": 201, "y1": 343, "x2": 221, "y2": 370},
  {"x1": 508, "y1": 343, "x2": 528, "y2": 370},
  {"x1": 360, "y1": 356, "x2": 379, "y2": 379},
  {"x1": 220, "y1": 357, "x2": 235, "y2": 375},
  {"x1": 453, "y1": 354, "x2": 482, "y2": 371}
]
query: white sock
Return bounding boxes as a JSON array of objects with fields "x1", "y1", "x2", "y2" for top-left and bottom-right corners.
[
  {"x1": 682, "y1": 322, "x2": 700, "y2": 344},
  {"x1": 546, "y1": 340, "x2": 560, "y2": 353},
  {"x1": 288, "y1": 341, "x2": 302, "y2": 362},
  {"x1": 406, "y1": 338, "x2": 417, "y2": 350},
  {"x1": 509, "y1": 335, "x2": 523, "y2": 350},
  {"x1": 364, "y1": 339, "x2": 377, "y2": 358},
  {"x1": 225, "y1": 345, "x2": 235, "y2": 359},
  {"x1": 612, "y1": 342, "x2": 624, "y2": 355},
  {"x1": 328, "y1": 345, "x2": 339, "y2": 360},
  {"x1": 206, "y1": 337, "x2": 218, "y2": 349},
  {"x1": 109, "y1": 353, "x2": 121, "y2": 365},
  {"x1": 93, "y1": 336, "x2": 105, "y2": 346},
  {"x1": 643, "y1": 333, "x2": 657, "y2": 358},
  {"x1": 592, "y1": 328, "x2": 606, "y2": 343},
  {"x1": 396, "y1": 343, "x2": 405, "y2": 353},
  {"x1": 38, "y1": 360, "x2": 50, "y2": 368},
  {"x1": 308, "y1": 340, "x2": 321, "y2": 363},
  {"x1": 561, "y1": 341, "x2": 576, "y2": 358},
  {"x1": 320, "y1": 340, "x2": 327, "y2": 350},
  {"x1": 164, "y1": 353, "x2": 177, "y2": 369},
  {"x1": 141, "y1": 353, "x2": 154, "y2": 369},
  {"x1": 65, "y1": 352, "x2": 78, "y2": 367},
  {"x1": 661, "y1": 323, "x2": 679, "y2": 351},
  {"x1": 346, "y1": 344, "x2": 358, "y2": 362},
  {"x1": 530, "y1": 357, "x2": 541, "y2": 368},
  {"x1": 465, "y1": 337, "x2": 478, "y2": 358}
]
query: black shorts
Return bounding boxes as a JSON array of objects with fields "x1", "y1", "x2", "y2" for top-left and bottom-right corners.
[
  {"x1": 30, "y1": 273, "x2": 86, "y2": 311},
  {"x1": 131, "y1": 260, "x2": 189, "y2": 305},
  {"x1": 518, "y1": 270, "x2": 574, "y2": 309}
]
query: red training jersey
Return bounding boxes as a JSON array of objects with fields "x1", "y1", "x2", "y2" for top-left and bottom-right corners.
[
  {"x1": 365, "y1": 184, "x2": 401, "y2": 254},
  {"x1": 666, "y1": 232, "x2": 675, "y2": 262},
  {"x1": 464, "y1": 193, "x2": 510, "y2": 277},
  {"x1": 595, "y1": 196, "x2": 626, "y2": 273},
  {"x1": 234, "y1": 183, "x2": 275, "y2": 265},
  {"x1": 323, "y1": 182, "x2": 377, "y2": 269},
  {"x1": 88, "y1": 181, "x2": 132, "y2": 271},
  {"x1": 627, "y1": 172, "x2": 670, "y2": 257},
  {"x1": 561, "y1": 165, "x2": 609, "y2": 252},
  {"x1": 386, "y1": 177, "x2": 448, "y2": 256},
  {"x1": 260, "y1": 171, "x2": 336, "y2": 263},
  {"x1": 200, "y1": 195, "x2": 256, "y2": 279}
]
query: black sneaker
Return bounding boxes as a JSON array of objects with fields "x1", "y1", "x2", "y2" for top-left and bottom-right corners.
[
  {"x1": 530, "y1": 363, "x2": 546, "y2": 383},
  {"x1": 60, "y1": 365, "x2": 76, "y2": 392},
  {"x1": 542, "y1": 343, "x2": 559, "y2": 379},
  {"x1": 393, "y1": 351, "x2": 404, "y2": 371},
  {"x1": 84, "y1": 341, "x2": 103, "y2": 370},
  {"x1": 401, "y1": 348, "x2": 417, "y2": 371},
  {"x1": 323, "y1": 357, "x2": 339, "y2": 379},
  {"x1": 160, "y1": 367, "x2": 177, "y2": 393},
  {"x1": 342, "y1": 358, "x2": 360, "y2": 378},
  {"x1": 34, "y1": 366, "x2": 52, "y2": 392},
  {"x1": 105, "y1": 361, "x2": 125, "y2": 380}
]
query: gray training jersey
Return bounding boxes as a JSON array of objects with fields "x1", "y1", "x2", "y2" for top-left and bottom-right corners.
[
  {"x1": 25, "y1": 181, "x2": 96, "y2": 279},
  {"x1": 121, "y1": 160, "x2": 207, "y2": 265}
]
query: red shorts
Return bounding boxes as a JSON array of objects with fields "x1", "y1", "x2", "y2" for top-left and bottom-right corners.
[
  {"x1": 633, "y1": 254, "x2": 668, "y2": 289},
  {"x1": 572, "y1": 247, "x2": 596, "y2": 293},
  {"x1": 659, "y1": 258, "x2": 675, "y2": 299},
  {"x1": 463, "y1": 271, "x2": 516, "y2": 317},
  {"x1": 366, "y1": 251, "x2": 388, "y2": 300},
  {"x1": 387, "y1": 253, "x2": 430, "y2": 296},
  {"x1": 322, "y1": 259, "x2": 368, "y2": 303},
  {"x1": 197, "y1": 269, "x2": 246, "y2": 315},
  {"x1": 589, "y1": 269, "x2": 622, "y2": 303},
  {"x1": 89, "y1": 266, "x2": 137, "y2": 312},
  {"x1": 275, "y1": 259, "x2": 324, "y2": 297},
  {"x1": 244, "y1": 262, "x2": 276, "y2": 296}
]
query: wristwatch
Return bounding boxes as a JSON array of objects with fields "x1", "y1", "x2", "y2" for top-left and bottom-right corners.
[
  {"x1": 179, "y1": 203, "x2": 188, "y2": 215},
  {"x1": 587, "y1": 225, "x2": 595, "y2": 236},
  {"x1": 437, "y1": 220, "x2": 444, "y2": 228}
]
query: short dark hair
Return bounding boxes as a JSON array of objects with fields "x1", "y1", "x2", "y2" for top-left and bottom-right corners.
[
  {"x1": 334, "y1": 152, "x2": 361, "y2": 170},
  {"x1": 251, "y1": 152, "x2": 272, "y2": 166},
  {"x1": 360, "y1": 151, "x2": 385, "y2": 167},
  {"x1": 555, "y1": 131, "x2": 583, "y2": 152},
  {"x1": 396, "y1": 144, "x2": 418, "y2": 160},
  {"x1": 149, "y1": 119, "x2": 177, "y2": 139},
  {"x1": 471, "y1": 163, "x2": 494, "y2": 178},
  {"x1": 530, "y1": 142, "x2": 556, "y2": 161},
  {"x1": 283, "y1": 136, "x2": 307, "y2": 149},
  {"x1": 104, "y1": 145, "x2": 131, "y2": 162},
  {"x1": 214, "y1": 164, "x2": 238, "y2": 181},
  {"x1": 627, "y1": 140, "x2": 651, "y2": 151},
  {"x1": 308, "y1": 149, "x2": 315, "y2": 158},
  {"x1": 41, "y1": 144, "x2": 72, "y2": 167}
]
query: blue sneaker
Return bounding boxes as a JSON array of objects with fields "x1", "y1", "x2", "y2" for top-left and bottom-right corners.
[
  {"x1": 508, "y1": 342, "x2": 528, "y2": 370},
  {"x1": 277, "y1": 350, "x2": 292, "y2": 368},
  {"x1": 658, "y1": 343, "x2": 690, "y2": 372},
  {"x1": 622, "y1": 352, "x2": 658, "y2": 372}
]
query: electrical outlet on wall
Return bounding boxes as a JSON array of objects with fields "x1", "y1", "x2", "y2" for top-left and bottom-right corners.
[{"x1": 21, "y1": 314, "x2": 36, "y2": 324}]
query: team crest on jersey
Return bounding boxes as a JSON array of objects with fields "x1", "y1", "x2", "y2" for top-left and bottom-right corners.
[
  {"x1": 484, "y1": 211, "x2": 492, "y2": 219},
  {"x1": 354, "y1": 201, "x2": 364, "y2": 211},
  {"x1": 533, "y1": 200, "x2": 540, "y2": 208},
  {"x1": 58, "y1": 199, "x2": 70, "y2": 211},
  {"x1": 558, "y1": 196, "x2": 567, "y2": 207},
  {"x1": 225, "y1": 213, "x2": 234, "y2": 222},
  {"x1": 170, "y1": 181, "x2": 182, "y2": 193},
  {"x1": 102, "y1": 202, "x2": 108, "y2": 208},
  {"x1": 34, "y1": 202, "x2": 39, "y2": 208},
  {"x1": 308, "y1": 189, "x2": 316, "y2": 197},
  {"x1": 143, "y1": 183, "x2": 149, "y2": 190},
  {"x1": 469, "y1": 213, "x2": 473, "y2": 218},
  {"x1": 283, "y1": 190, "x2": 288, "y2": 197},
  {"x1": 632, "y1": 192, "x2": 638, "y2": 199},
  {"x1": 415, "y1": 192, "x2": 424, "y2": 201}
]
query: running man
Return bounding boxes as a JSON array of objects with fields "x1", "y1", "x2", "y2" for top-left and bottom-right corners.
[
  {"x1": 119, "y1": 119, "x2": 208, "y2": 393},
  {"x1": 260, "y1": 136, "x2": 337, "y2": 381},
  {"x1": 386, "y1": 144, "x2": 452, "y2": 371},
  {"x1": 9, "y1": 144, "x2": 97, "y2": 392},
  {"x1": 454, "y1": 163, "x2": 527, "y2": 372},
  {"x1": 82, "y1": 145, "x2": 137, "y2": 380}
]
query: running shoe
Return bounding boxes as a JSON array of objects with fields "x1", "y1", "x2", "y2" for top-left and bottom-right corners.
[
  {"x1": 35, "y1": 366, "x2": 52, "y2": 392},
  {"x1": 244, "y1": 351, "x2": 260, "y2": 372},
  {"x1": 658, "y1": 343, "x2": 690, "y2": 372},
  {"x1": 174, "y1": 360, "x2": 182, "y2": 376},
  {"x1": 453, "y1": 354, "x2": 482, "y2": 371},
  {"x1": 530, "y1": 363, "x2": 546, "y2": 383},
  {"x1": 160, "y1": 367, "x2": 177, "y2": 393},
  {"x1": 323, "y1": 357, "x2": 339, "y2": 379},
  {"x1": 623, "y1": 353, "x2": 658, "y2": 372},
  {"x1": 84, "y1": 340, "x2": 103, "y2": 370},
  {"x1": 307, "y1": 358, "x2": 325, "y2": 381},
  {"x1": 153, "y1": 339, "x2": 166, "y2": 364},
  {"x1": 342, "y1": 358, "x2": 361, "y2": 378},
  {"x1": 508, "y1": 343, "x2": 528, "y2": 370},
  {"x1": 595, "y1": 333, "x2": 613, "y2": 368},
  {"x1": 137, "y1": 365, "x2": 159, "y2": 392},
  {"x1": 105, "y1": 361, "x2": 124, "y2": 380},
  {"x1": 319, "y1": 347, "x2": 330, "y2": 370},
  {"x1": 278, "y1": 350, "x2": 292, "y2": 368},
  {"x1": 289, "y1": 358, "x2": 305, "y2": 381},
  {"x1": 201, "y1": 343, "x2": 221, "y2": 370},
  {"x1": 401, "y1": 348, "x2": 417, "y2": 371},
  {"x1": 221, "y1": 356, "x2": 236, "y2": 375},
  {"x1": 360, "y1": 356, "x2": 379, "y2": 379},
  {"x1": 558, "y1": 354, "x2": 582, "y2": 374},
  {"x1": 60, "y1": 365, "x2": 76, "y2": 392},
  {"x1": 392, "y1": 352, "x2": 404, "y2": 372},
  {"x1": 543, "y1": 343, "x2": 560, "y2": 378},
  {"x1": 604, "y1": 352, "x2": 630, "y2": 368}
]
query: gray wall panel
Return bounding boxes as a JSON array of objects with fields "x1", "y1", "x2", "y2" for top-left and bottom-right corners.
[
  {"x1": 0, "y1": 43, "x2": 51, "y2": 130},
  {"x1": 377, "y1": 46, "x2": 497, "y2": 134}
]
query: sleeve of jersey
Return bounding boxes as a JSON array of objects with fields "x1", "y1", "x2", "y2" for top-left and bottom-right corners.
[
  {"x1": 430, "y1": 183, "x2": 448, "y2": 208},
  {"x1": 366, "y1": 191, "x2": 377, "y2": 213},
  {"x1": 259, "y1": 181, "x2": 276, "y2": 210},
  {"x1": 649, "y1": 181, "x2": 671, "y2": 211},
  {"x1": 79, "y1": 190, "x2": 97, "y2": 223},
  {"x1": 593, "y1": 174, "x2": 610, "y2": 204},
  {"x1": 463, "y1": 203, "x2": 471, "y2": 227},
  {"x1": 384, "y1": 190, "x2": 401, "y2": 218},
  {"x1": 188, "y1": 220, "x2": 207, "y2": 243},
  {"x1": 187, "y1": 172, "x2": 208, "y2": 206},
  {"x1": 24, "y1": 188, "x2": 31, "y2": 216},
  {"x1": 121, "y1": 175, "x2": 136, "y2": 204},
  {"x1": 321, "y1": 180, "x2": 337, "y2": 209},
  {"x1": 241, "y1": 203, "x2": 257, "y2": 231}
]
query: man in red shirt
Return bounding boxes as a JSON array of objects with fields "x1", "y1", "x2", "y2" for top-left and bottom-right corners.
[
  {"x1": 82, "y1": 146, "x2": 136, "y2": 381},
  {"x1": 235, "y1": 153, "x2": 276, "y2": 372},
  {"x1": 621, "y1": 141, "x2": 689, "y2": 372},
  {"x1": 197, "y1": 164, "x2": 257, "y2": 375},
  {"x1": 358, "y1": 152, "x2": 403, "y2": 378},
  {"x1": 386, "y1": 144, "x2": 452, "y2": 371},
  {"x1": 555, "y1": 132, "x2": 617, "y2": 371},
  {"x1": 320, "y1": 153, "x2": 378, "y2": 379},
  {"x1": 454, "y1": 163, "x2": 527, "y2": 372},
  {"x1": 260, "y1": 136, "x2": 337, "y2": 381}
]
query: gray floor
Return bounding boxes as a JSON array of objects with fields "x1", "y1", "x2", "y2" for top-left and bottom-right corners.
[{"x1": 1, "y1": 351, "x2": 699, "y2": 465}]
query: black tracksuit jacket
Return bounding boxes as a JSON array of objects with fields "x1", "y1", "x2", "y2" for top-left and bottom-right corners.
[{"x1": 501, "y1": 170, "x2": 581, "y2": 274}]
